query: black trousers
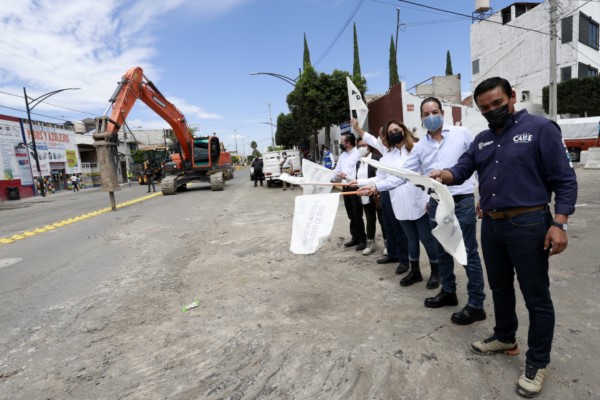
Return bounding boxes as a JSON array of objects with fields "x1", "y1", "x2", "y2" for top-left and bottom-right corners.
[
  {"x1": 343, "y1": 186, "x2": 366, "y2": 242},
  {"x1": 254, "y1": 171, "x2": 264, "y2": 185},
  {"x1": 363, "y1": 200, "x2": 384, "y2": 240}
]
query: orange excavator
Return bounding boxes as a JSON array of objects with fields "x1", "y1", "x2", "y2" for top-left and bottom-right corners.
[{"x1": 94, "y1": 66, "x2": 233, "y2": 195}]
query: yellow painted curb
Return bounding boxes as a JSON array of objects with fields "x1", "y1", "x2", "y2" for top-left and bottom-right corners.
[{"x1": 0, "y1": 192, "x2": 164, "y2": 247}]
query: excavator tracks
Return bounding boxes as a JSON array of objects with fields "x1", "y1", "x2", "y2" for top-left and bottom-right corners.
[
  {"x1": 161, "y1": 175, "x2": 177, "y2": 195},
  {"x1": 210, "y1": 172, "x2": 224, "y2": 191}
]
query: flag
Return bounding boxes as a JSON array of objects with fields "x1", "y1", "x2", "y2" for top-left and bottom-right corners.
[
  {"x1": 346, "y1": 76, "x2": 368, "y2": 129},
  {"x1": 290, "y1": 193, "x2": 341, "y2": 254},
  {"x1": 363, "y1": 158, "x2": 467, "y2": 265}
]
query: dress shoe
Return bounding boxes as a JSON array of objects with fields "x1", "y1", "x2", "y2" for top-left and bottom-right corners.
[
  {"x1": 355, "y1": 242, "x2": 367, "y2": 251},
  {"x1": 451, "y1": 305, "x2": 486, "y2": 325},
  {"x1": 376, "y1": 256, "x2": 398, "y2": 264},
  {"x1": 395, "y1": 262, "x2": 409, "y2": 275},
  {"x1": 424, "y1": 289, "x2": 458, "y2": 308},
  {"x1": 344, "y1": 239, "x2": 360, "y2": 248}
]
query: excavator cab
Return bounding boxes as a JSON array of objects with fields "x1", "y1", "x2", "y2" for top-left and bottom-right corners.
[{"x1": 192, "y1": 136, "x2": 220, "y2": 167}]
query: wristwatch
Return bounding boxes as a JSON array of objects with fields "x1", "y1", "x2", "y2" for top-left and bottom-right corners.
[{"x1": 551, "y1": 221, "x2": 569, "y2": 231}]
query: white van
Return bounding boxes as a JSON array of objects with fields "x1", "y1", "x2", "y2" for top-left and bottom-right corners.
[{"x1": 262, "y1": 149, "x2": 301, "y2": 187}]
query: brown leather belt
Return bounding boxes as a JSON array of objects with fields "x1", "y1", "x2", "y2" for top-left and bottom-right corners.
[{"x1": 483, "y1": 205, "x2": 546, "y2": 220}]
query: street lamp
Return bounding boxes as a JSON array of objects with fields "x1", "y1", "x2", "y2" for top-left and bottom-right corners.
[
  {"x1": 23, "y1": 86, "x2": 80, "y2": 197},
  {"x1": 249, "y1": 72, "x2": 297, "y2": 86}
]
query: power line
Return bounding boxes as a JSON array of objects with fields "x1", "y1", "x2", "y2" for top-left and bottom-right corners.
[
  {"x1": 0, "y1": 103, "x2": 70, "y2": 121},
  {"x1": 0, "y1": 90, "x2": 97, "y2": 117},
  {"x1": 396, "y1": 0, "x2": 553, "y2": 36},
  {"x1": 315, "y1": 0, "x2": 366, "y2": 66}
]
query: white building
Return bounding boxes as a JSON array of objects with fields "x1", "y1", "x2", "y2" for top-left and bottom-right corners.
[{"x1": 471, "y1": 0, "x2": 600, "y2": 115}]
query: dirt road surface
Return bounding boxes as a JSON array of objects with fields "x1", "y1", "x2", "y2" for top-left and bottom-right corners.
[{"x1": 1, "y1": 168, "x2": 599, "y2": 399}]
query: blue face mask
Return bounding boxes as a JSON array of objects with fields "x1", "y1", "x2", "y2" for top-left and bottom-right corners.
[{"x1": 423, "y1": 114, "x2": 444, "y2": 132}]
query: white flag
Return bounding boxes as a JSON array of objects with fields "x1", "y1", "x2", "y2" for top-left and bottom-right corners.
[
  {"x1": 347, "y1": 76, "x2": 368, "y2": 129},
  {"x1": 363, "y1": 158, "x2": 467, "y2": 265},
  {"x1": 290, "y1": 193, "x2": 340, "y2": 254},
  {"x1": 300, "y1": 159, "x2": 335, "y2": 195}
]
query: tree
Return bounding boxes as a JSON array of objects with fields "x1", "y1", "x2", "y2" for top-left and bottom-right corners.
[
  {"x1": 389, "y1": 35, "x2": 400, "y2": 88},
  {"x1": 353, "y1": 23, "x2": 361, "y2": 79},
  {"x1": 542, "y1": 76, "x2": 600, "y2": 116},
  {"x1": 250, "y1": 140, "x2": 261, "y2": 158},
  {"x1": 275, "y1": 112, "x2": 305, "y2": 148},
  {"x1": 446, "y1": 50, "x2": 453, "y2": 76},
  {"x1": 303, "y1": 33, "x2": 311, "y2": 69}
]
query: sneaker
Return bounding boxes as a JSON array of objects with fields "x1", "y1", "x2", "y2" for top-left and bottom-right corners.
[
  {"x1": 470, "y1": 335, "x2": 520, "y2": 356},
  {"x1": 362, "y1": 239, "x2": 375, "y2": 255},
  {"x1": 382, "y1": 240, "x2": 388, "y2": 256},
  {"x1": 517, "y1": 363, "x2": 546, "y2": 398}
]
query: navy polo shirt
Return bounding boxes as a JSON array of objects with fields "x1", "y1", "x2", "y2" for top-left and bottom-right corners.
[{"x1": 448, "y1": 109, "x2": 577, "y2": 216}]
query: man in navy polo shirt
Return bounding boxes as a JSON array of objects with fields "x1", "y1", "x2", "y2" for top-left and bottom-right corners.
[{"x1": 430, "y1": 77, "x2": 577, "y2": 398}]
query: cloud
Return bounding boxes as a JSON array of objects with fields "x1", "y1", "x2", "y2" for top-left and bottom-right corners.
[{"x1": 0, "y1": 0, "x2": 244, "y2": 122}]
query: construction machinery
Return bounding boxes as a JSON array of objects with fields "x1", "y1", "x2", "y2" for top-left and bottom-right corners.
[{"x1": 94, "y1": 66, "x2": 233, "y2": 196}]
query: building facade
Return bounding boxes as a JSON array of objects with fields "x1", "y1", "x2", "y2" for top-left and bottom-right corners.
[{"x1": 471, "y1": 0, "x2": 600, "y2": 115}]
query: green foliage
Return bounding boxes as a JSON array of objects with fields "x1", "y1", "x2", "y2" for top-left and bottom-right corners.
[
  {"x1": 446, "y1": 50, "x2": 453, "y2": 76},
  {"x1": 130, "y1": 149, "x2": 146, "y2": 164},
  {"x1": 250, "y1": 140, "x2": 258, "y2": 150},
  {"x1": 231, "y1": 155, "x2": 240, "y2": 164},
  {"x1": 542, "y1": 76, "x2": 600, "y2": 116},
  {"x1": 353, "y1": 23, "x2": 361, "y2": 78},
  {"x1": 303, "y1": 33, "x2": 311, "y2": 68},
  {"x1": 276, "y1": 113, "x2": 305, "y2": 148},
  {"x1": 389, "y1": 35, "x2": 399, "y2": 88}
]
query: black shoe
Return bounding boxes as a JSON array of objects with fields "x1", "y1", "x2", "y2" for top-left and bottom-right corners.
[
  {"x1": 400, "y1": 270, "x2": 423, "y2": 287},
  {"x1": 395, "y1": 262, "x2": 409, "y2": 275},
  {"x1": 355, "y1": 242, "x2": 367, "y2": 251},
  {"x1": 451, "y1": 305, "x2": 487, "y2": 325},
  {"x1": 376, "y1": 256, "x2": 398, "y2": 264},
  {"x1": 344, "y1": 239, "x2": 360, "y2": 248},
  {"x1": 424, "y1": 289, "x2": 459, "y2": 308},
  {"x1": 426, "y1": 272, "x2": 440, "y2": 290}
]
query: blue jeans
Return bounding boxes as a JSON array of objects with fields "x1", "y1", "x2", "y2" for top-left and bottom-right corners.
[
  {"x1": 381, "y1": 191, "x2": 408, "y2": 263},
  {"x1": 481, "y1": 208, "x2": 553, "y2": 368},
  {"x1": 399, "y1": 213, "x2": 438, "y2": 263},
  {"x1": 429, "y1": 197, "x2": 485, "y2": 309}
]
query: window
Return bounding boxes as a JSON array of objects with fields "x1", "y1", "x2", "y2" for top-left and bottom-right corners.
[
  {"x1": 561, "y1": 66, "x2": 572, "y2": 82},
  {"x1": 578, "y1": 62, "x2": 598, "y2": 77},
  {"x1": 472, "y1": 59, "x2": 480, "y2": 75},
  {"x1": 562, "y1": 16, "x2": 573, "y2": 44},
  {"x1": 501, "y1": 7, "x2": 511, "y2": 24},
  {"x1": 579, "y1": 12, "x2": 599, "y2": 50}
]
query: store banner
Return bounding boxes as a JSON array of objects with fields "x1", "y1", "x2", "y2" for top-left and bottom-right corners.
[{"x1": 14, "y1": 146, "x2": 33, "y2": 185}]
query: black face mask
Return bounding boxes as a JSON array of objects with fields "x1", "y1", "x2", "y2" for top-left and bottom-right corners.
[
  {"x1": 388, "y1": 132, "x2": 404, "y2": 145},
  {"x1": 339, "y1": 143, "x2": 346, "y2": 152},
  {"x1": 483, "y1": 104, "x2": 511, "y2": 130}
]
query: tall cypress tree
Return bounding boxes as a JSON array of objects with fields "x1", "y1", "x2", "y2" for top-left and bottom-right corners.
[
  {"x1": 303, "y1": 33, "x2": 311, "y2": 69},
  {"x1": 389, "y1": 35, "x2": 400, "y2": 88},
  {"x1": 446, "y1": 50, "x2": 453, "y2": 75},
  {"x1": 353, "y1": 23, "x2": 361, "y2": 78}
]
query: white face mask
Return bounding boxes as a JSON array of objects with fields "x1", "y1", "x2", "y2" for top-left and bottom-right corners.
[{"x1": 358, "y1": 146, "x2": 369, "y2": 157}]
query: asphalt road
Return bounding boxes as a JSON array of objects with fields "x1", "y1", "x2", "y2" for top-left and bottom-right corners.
[{"x1": 0, "y1": 167, "x2": 599, "y2": 400}]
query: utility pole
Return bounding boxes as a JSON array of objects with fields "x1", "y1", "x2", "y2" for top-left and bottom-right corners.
[
  {"x1": 267, "y1": 101, "x2": 275, "y2": 150},
  {"x1": 549, "y1": 0, "x2": 557, "y2": 121}
]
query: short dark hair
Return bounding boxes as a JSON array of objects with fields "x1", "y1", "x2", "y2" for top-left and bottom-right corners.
[
  {"x1": 473, "y1": 77, "x2": 512, "y2": 106},
  {"x1": 420, "y1": 97, "x2": 442, "y2": 116},
  {"x1": 342, "y1": 133, "x2": 356, "y2": 147}
]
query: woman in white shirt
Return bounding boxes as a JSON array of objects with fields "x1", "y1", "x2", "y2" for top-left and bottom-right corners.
[{"x1": 356, "y1": 120, "x2": 440, "y2": 289}]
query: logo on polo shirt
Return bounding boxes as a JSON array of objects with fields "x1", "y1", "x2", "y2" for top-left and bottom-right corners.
[
  {"x1": 478, "y1": 140, "x2": 493, "y2": 150},
  {"x1": 513, "y1": 133, "x2": 532, "y2": 143}
]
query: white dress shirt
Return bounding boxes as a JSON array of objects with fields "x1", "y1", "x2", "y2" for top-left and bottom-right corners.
[
  {"x1": 376, "y1": 125, "x2": 476, "y2": 196},
  {"x1": 358, "y1": 145, "x2": 429, "y2": 221},
  {"x1": 332, "y1": 146, "x2": 360, "y2": 183}
]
